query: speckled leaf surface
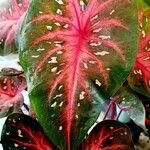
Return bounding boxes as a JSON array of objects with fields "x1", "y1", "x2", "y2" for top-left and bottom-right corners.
[
  {"x1": 19, "y1": 0, "x2": 138, "y2": 149},
  {"x1": 0, "y1": 68, "x2": 26, "y2": 118},
  {"x1": 1, "y1": 113, "x2": 58, "y2": 150},
  {"x1": 79, "y1": 120, "x2": 135, "y2": 150},
  {"x1": 128, "y1": 2, "x2": 150, "y2": 97}
]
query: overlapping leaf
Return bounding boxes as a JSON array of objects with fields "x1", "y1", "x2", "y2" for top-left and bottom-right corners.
[
  {"x1": 128, "y1": 2, "x2": 150, "y2": 97},
  {"x1": 0, "y1": 68, "x2": 26, "y2": 118},
  {"x1": 115, "y1": 86, "x2": 146, "y2": 131},
  {"x1": 1, "y1": 113, "x2": 58, "y2": 150},
  {"x1": 140, "y1": 97, "x2": 150, "y2": 135},
  {"x1": 0, "y1": 0, "x2": 30, "y2": 55},
  {"x1": 79, "y1": 120, "x2": 135, "y2": 150},
  {"x1": 19, "y1": 0, "x2": 138, "y2": 149}
]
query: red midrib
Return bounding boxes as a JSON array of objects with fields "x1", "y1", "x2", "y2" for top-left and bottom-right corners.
[
  {"x1": 66, "y1": 36, "x2": 83, "y2": 150},
  {"x1": 136, "y1": 58, "x2": 150, "y2": 78}
]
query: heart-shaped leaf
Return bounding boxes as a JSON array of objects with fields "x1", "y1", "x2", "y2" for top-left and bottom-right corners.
[
  {"x1": 79, "y1": 120, "x2": 135, "y2": 150},
  {"x1": 0, "y1": 0, "x2": 30, "y2": 55},
  {"x1": 0, "y1": 68, "x2": 26, "y2": 118},
  {"x1": 128, "y1": 2, "x2": 150, "y2": 97},
  {"x1": 19, "y1": 0, "x2": 138, "y2": 149},
  {"x1": 115, "y1": 86, "x2": 146, "y2": 132},
  {"x1": 1, "y1": 113, "x2": 58, "y2": 150}
]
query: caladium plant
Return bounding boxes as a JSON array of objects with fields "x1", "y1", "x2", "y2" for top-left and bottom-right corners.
[
  {"x1": 0, "y1": 68, "x2": 26, "y2": 118},
  {"x1": 1, "y1": 113, "x2": 135, "y2": 150},
  {"x1": 19, "y1": 0, "x2": 138, "y2": 149},
  {"x1": 0, "y1": 0, "x2": 30, "y2": 55}
]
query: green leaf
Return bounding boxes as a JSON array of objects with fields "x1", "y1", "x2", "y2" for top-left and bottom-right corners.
[
  {"x1": 19, "y1": 0, "x2": 138, "y2": 149},
  {"x1": 115, "y1": 86, "x2": 146, "y2": 132},
  {"x1": 128, "y1": 0, "x2": 150, "y2": 98}
]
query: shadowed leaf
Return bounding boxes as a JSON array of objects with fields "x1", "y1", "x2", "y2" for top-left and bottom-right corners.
[
  {"x1": 1, "y1": 113, "x2": 59, "y2": 150},
  {"x1": 79, "y1": 120, "x2": 135, "y2": 150}
]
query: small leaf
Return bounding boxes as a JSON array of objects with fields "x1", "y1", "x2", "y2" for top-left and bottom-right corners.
[
  {"x1": 79, "y1": 120, "x2": 135, "y2": 150},
  {"x1": 0, "y1": 0, "x2": 30, "y2": 55},
  {"x1": 115, "y1": 87, "x2": 146, "y2": 132},
  {"x1": 0, "y1": 68, "x2": 26, "y2": 118},
  {"x1": 1, "y1": 113, "x2": 58, "y2": 150}
]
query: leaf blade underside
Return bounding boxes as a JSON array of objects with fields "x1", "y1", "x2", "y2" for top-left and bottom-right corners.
[{"x1": 19, "y1": 0, "x2": 138, "y2": 149}]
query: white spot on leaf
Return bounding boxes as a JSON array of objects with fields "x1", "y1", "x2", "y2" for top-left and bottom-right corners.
[
  {"x1": 94, "y1": 51, "x2": 109, "y2": 56},
  {"x1": 79, "y1": 91, "x2": 85, "y2": 100},
  {"x1": 55, "y1": 0, "x2": 64, "y2": 5},
  {"x1": 37, "y1": 48, "x2": 45, "y2": 51},
  {"x1": 51, "y1": 102, "x2": 57, "y2": 107},
  {"x1": 95, "y1": 79, "x2": 101, "y2": 86},
  {"x1": 32, "y1": 55, "x2": 39, "y2": 58},
  {"x1": 59, "y1": 126, "x2": 63, "y2": 131},
  {"x1": 56, "y1": 9, "x2": 63, "y2": 15},
  {"x1": 99, "y1": 35, "x2": 111, "y2": 40},
  {"x1": 63, "y1": 24, "x2": 69, "y2": 29},
  {"x1": 53, "y1": 94, "x2": 63, "y2": 99},
  {"x1": 51, "y1": 67, "x2": 58, "y2": 72},
  {"x1": 14, "y1": 143, "x2": 19, "y2": 147},
  {"x1": 83, "y1": 62, "x2": 88, "y2": 69},
  {"x1": 46, "y1": 25, "x2": 52, "y2": 30},
  {"x1": 109, "y1": 9, "x2": 115, "y2": 15},
  {"x1": 48, "y1": 57, "x2": 57, "y2": 64},
  {"x1": 55, "y1": 22, "x2": 61, "y2": 26}
]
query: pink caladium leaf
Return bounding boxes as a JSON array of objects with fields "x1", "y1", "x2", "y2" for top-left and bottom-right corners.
[
  {"x1": 19, "y1": 0, "x2": 138, "y2": 149},
  {"x1": 0, "y1": 0, "x2": 30, "y2": 55},
  {"x1": 79, "y1": 120, "x2": 135, "y2": 150},
  {"x1": 128, "y1": 2, "x2": 150, "y2": 97},
  {"x1": 1, "y1": 113, "x2": 59, "y2": 150},
  {"x1": 0, "y1": 68, "x2": 26, "y2": 118}
]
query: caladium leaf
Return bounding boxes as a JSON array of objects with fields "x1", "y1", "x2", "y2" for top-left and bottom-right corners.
[
  {"x1": 0, "y1": 0, "x2": 30, "y2": 55},
  {"x1": 79, "y1": 120, "x2": 135, "y2": 150},
  {"x1": 19, "y1": 0, "x2": 138, "y2": 149},
  {"x1": 0, "y1": 68, "x2": 26, "y2": 118},
  {"x1": 128, "y1": 3, "x2": 150, "y2": 97},
  {"x1": 115, "y1": 86, "x2": 146, "y2": 132},
  {"x1": 1, "y1": 113, "x2": 58, "y2": 150}
]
